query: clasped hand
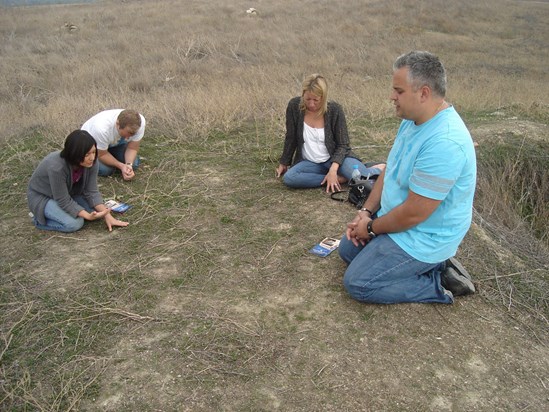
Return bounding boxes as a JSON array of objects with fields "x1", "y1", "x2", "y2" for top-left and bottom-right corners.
[
  {"x1": 346, "y1": 213, "x2": 371, "y2": 246},
  {"x1": 122, "y1": 164, "x2": 135, "y2": 181}
]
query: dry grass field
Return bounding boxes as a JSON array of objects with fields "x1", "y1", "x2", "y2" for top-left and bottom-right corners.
[{"x1": 1, "y1": 0, "x2": 548, "y2": 411}]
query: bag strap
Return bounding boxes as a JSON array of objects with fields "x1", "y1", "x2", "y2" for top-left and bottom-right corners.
[{"x1": 330, "y1": 190, "x2": 349, "y2": 202}]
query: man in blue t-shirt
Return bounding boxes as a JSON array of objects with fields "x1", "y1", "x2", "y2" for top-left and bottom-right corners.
[{"x1": 338, "y1": 51, "x2": 477, "y2": 304}]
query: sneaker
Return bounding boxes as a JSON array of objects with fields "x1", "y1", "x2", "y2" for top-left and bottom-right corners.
[
  {"x1": 446, "y1": 257, "x2": 473, "y2": 282},
  {"x1": 441, "y1": 267, "x2": 475, "y2": 296}
]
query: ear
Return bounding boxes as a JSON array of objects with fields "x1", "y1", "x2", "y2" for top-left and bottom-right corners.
[{"x1": 419, "y1": 85, "x2": 431, "y2": 102}]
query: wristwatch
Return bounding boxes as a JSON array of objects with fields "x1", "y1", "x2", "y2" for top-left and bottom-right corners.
[{"x1": 367, "y1": 220, "x2": 377, "y2": 239}]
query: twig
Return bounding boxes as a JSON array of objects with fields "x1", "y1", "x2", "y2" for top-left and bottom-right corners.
[
  {"x1": 353, "y1": 144, "x2": 391, "y2": 149},
  {"x1": 262, "y1": 237, "x2": 284, "y2": 261},
  {"x1": 44, "y1": 235, "x2": 86, "y2": 242},
  {"x1": 209, "y1": 315, "x2": 261, "y2": 337},
  {"x1": 537, "y1": 375, "x2": 548, "y2": 390},
  {"x1": 54, "y1": 306, "x2": 157, "y2": 325},
  {"x1": 0, "y1": 301, "x2": 34, "y2": 362},
  {"x1": 476, "y1": 268, "x2": 546, "y2": 282},
  {"x1": 316, "y1": 364, "x2": 329, "y2": 377}
]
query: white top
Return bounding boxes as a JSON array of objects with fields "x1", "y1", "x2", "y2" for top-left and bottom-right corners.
[
  {"x1": 81, "y1": 109, "x2": 146, "y2": 150},
  {"x1": 302, "y1": 123, "x2": 330, "y2": 163}
]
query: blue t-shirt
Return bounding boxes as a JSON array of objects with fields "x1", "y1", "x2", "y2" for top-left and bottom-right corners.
[{"x1": 379, "y1": 106, "x2": 476, "y2": 263}]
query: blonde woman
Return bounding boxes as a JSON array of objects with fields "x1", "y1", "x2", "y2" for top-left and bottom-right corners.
[{"x1": 276, "y1": 74, "x2": 384, "y2": 193}]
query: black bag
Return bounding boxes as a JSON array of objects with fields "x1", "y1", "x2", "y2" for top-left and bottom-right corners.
[
  {"x1": 348, "y1": 177, "x2": 375, "y2": 208},
  {"x1": 331, "y1": 175, "x2": 378, "y2": 209}
]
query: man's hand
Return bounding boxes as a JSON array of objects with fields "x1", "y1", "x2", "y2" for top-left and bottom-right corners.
[
  {"x1": 121, "y1": 163, "x2": 135, "y2": 181},
  {"x1": 346, "y1": 213, "x2": 371, "y2": 246}
]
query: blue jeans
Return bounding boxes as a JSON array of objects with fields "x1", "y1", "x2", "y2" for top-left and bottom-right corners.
[
  {"x1": 283, "y1": 157, "x2": 382, "y2": 188},
  {"x1": 33, "y1": 196, "x2": 93, "y2": 233},
  {"x1": 338, "y1": 233, "x2": 453, "y2": 304},
  {"x1": 98, "y1": 142, "x2": 140, "y2": 176}
]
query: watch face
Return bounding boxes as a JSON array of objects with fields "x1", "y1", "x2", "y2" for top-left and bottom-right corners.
[{"x1": 367, "y1": 221, "x2": 376, "y2": 237}]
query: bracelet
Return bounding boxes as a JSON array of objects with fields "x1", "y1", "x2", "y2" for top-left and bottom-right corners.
[
  {"x1": 125, "y1": 162, "x2": 133, "y2": 167},
  {"x1": 360, "y1": 208, "x2": 373, "y2": 216}
]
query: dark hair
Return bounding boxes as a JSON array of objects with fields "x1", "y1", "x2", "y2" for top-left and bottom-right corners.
[
  {"x1": 393, "y1": 51, "x2": 447, "y2": 97},
  {"x1": 60, "y1": 130, "x2": 97, "y2": 166}
]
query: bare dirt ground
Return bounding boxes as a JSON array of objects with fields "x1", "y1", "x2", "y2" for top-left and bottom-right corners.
[
  {"x1": 1, "y1": 0, "x2": 548, "y2": 409},
  {"x1": 2, "y1": 118, "x2": 548, "y2": 411}
]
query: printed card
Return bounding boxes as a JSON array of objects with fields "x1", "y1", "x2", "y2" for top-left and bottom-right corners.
[
  {"x1": 105, "y1": 199, "x2": 132, "y2": 213},
  {"x1": 309, "y1": 237, "x2": 341, "y2": 257}
]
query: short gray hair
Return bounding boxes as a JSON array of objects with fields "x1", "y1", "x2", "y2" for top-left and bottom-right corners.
[{"x1": 393, "y1": 51, "x2": 447, "y2": 98}]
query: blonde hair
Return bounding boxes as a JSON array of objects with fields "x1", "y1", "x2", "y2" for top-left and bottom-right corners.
[{"x1": 299, "y1": 74, "x2": 328, "y2": 117}]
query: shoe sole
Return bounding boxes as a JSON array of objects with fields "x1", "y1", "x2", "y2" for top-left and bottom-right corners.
[
  {"x1": 446, "y1": 257, "x2": 473, "y2": 281},
  {"x1": 442, "y1": 267, "x2": 476, "y2": 296}
]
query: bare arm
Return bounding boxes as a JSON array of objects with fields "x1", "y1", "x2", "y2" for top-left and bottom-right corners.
[
  {"x1": 346, "y1": 173, "x2": 441, "y2": 245},
  {"x1": 97, "y1": 149, "x2": 125, "y2": 171},
  {"x1": 125, "y1": 141, "x2": 140, "y2": 166},
  {"x1": 371, "y1": 191, "x2": 441, "y2": 234},
  {"x1": 121, "y1": 140, "x2": 140, "y2": 180}
]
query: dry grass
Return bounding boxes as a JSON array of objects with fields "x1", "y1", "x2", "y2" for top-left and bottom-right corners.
[
  {"x1": 0, "y1": 0, "x2": 547, "y2": 143},
  {"x1": 1, "y1": 0, "x2": 549, "y2": 410}
]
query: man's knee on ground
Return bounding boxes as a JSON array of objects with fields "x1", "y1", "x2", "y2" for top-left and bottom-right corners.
[
  {"x1": 98, "y1": 162, "x2": 115, "y2": 177},
  {"x1": 343, "y1": 270, "x2": 375, "y2": 302}
]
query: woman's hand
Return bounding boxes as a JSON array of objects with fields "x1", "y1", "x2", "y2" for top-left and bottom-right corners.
[
  {"x1": 81, "y1": 209, "x2": 110, "y2": 221},
  {"x1": 104, "y1": 213, "x2": 129, "y2": 232},
  {"x1": 275, "y1": 164, "x2": 288, "y2": 178},
  {"x1": 321, "y1": 169, "x2": 341, "y2": 193}
]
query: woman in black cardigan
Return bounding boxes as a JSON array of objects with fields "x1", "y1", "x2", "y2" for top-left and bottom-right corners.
[{"x1": 276, "y1": 74, "x2": 384, "y2": 193}]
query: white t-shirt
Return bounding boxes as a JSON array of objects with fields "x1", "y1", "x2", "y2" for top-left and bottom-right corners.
[
  {"x1": 81, "y1": 109, "x2": 146, "y2": 150},
  {"x1": 302, "y1": 123, "x2": 330, "y2": 163}
]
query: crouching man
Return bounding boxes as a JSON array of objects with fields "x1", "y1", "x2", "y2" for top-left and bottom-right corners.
[{"x1": 82, "y1": 109, "x2": 146, "y2": 181}]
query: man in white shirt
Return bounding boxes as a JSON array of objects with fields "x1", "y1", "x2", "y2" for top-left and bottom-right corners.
[{"x1": 82, "y1": 109, "x2": 146, "y2": 181}]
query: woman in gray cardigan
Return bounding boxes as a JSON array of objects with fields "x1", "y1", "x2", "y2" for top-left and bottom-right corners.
[
  {"x1": 275, "y1": 74, "x2": 384, "y2": 193},
  {"x1": 27, "y1": 130, "x2": 129, "y2": 232}
]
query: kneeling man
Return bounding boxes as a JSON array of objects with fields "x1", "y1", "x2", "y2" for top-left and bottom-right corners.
[{"x1": 339, "y1": 51, "x2": 476, "y2": 304}]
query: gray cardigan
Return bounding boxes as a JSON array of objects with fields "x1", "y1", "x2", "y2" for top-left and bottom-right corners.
[
  {"x1": 279, "y1": 96, "x2": 361, "y2": 166},
  {"x1": 27, "y1": 151, "x2": 103, "y2": 225}
]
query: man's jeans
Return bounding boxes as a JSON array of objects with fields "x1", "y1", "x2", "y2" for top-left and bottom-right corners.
[
  {"x1": 33, "y1": 196, "x2": 93, "y2": 233},
  {"x1": 98, "y1": 142, "x2": 140, "y2": 177},
  {"x1": 339, "y1": 233, "x2": 453, "y2": 304},
  {"x1": 283, "y1": 157, "x2": 382, "y2": 188}
]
